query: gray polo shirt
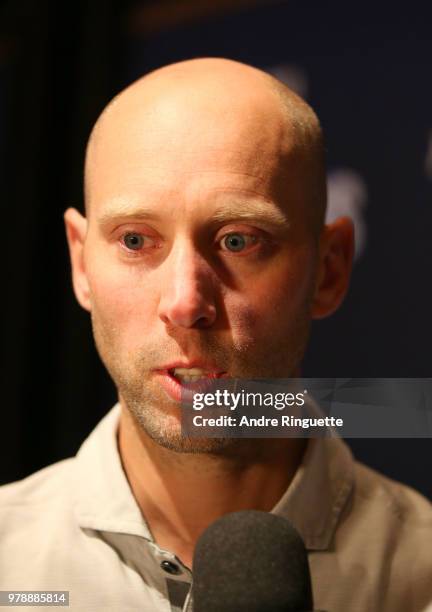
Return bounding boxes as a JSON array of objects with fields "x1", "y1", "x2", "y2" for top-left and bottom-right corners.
[{"x1": 0, "y1": 404, "x2": 431, "y2": 611}]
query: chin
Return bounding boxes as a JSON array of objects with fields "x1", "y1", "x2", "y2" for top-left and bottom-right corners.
[
  {"x1": 149, "y1": 431, "x2": 236, "y2": 455},
  {"x1": 146, "y1": 416, "x2": 236, "y2": 454},
  {"x1": 127, "y1": 400, "x2": 233, "y2": 454}
]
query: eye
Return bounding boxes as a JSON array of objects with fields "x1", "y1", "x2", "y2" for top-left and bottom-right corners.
[
  {"x1": 220, "y1": 232, "x2": 258, "y2": 253},
  {"x1": 122, "y1": 233, "x2": 145, "y2": 250}
]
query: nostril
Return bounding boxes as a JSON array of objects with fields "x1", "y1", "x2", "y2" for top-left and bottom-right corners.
[{"x1": 158, "y1": 287, "x2": 218, "y2": 329}]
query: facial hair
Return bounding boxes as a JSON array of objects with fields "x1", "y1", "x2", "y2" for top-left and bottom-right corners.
[{"x1": 90, "y1": 296, "x2": 312, "y2": 455}]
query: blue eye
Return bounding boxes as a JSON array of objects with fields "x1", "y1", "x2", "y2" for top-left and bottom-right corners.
[
  {"x1": 221, "y1": 233, "x2": 256, "y2": 252},
  {"x1": 123, "y1": 233, "x2": 145, "y2": 250}
]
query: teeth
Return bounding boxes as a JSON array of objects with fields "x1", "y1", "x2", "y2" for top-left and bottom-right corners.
[
  {"x1": 173, "y1": 367, "x2": 208, "y2": 376},
  {"x1": 175, "y1": 374, "x2": 204, "y2": 383},
  {"x1": 172, "y1": 367, "x2": 214, "y2": 383}
]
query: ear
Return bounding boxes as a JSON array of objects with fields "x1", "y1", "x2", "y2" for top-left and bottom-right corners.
[
  {"x1": 64, "y1": 207, "x2": 92, "y2": 312},
  {"x1": 311, "y1": 216, "x2": 355, "y2": 319}
]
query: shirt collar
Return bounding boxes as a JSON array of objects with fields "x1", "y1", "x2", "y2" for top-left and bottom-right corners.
[
  {"x1": 73, "y1": 403, "x2": 153, "y2": 540},
  {"x1": 73, "y1": 403, "x2": 354, "y2": 551},
  {"x1": 271, "y1": 435, "x2": 354, "y2": 550}
]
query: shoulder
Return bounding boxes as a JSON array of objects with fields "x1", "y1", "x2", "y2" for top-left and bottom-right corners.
[
  {"x1": 0, "y1": 458, "x2": 75, "y2": 507},
  {"x1": 344, "y1": 459, "x2": 432, "y2": 606},
  {"x1": 315, "y1": 452, "x2": 432, "y2": 611},
  {"x1": 352, "y1": 460, "x2": 431, "y2": 526},
  {"x1": 0, "y1": 459, "x2": 77, "y2": 538},
  {"x1": 0, "y1": 458, "x2": 84, "y2": 585}
]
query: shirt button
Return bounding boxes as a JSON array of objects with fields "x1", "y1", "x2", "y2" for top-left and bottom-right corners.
[{"x1": 160, "y1": 560, "x2": 182, "y2": 575}]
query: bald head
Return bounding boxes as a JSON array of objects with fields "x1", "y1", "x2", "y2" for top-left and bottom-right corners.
[{"x1": 84, "y1": 57, "x2": 326, "y2": 235}]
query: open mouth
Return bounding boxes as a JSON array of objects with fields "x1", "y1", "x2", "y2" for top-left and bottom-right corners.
[
  {"x1": 167, "y1": 369, "x2": 228, "y2": 396},
  {"x1": 154, "y1": 366, "x2": 229, "y2": 403},
  {"x1": 168, "y1": 367, "x2": 225, "y2": 385}
]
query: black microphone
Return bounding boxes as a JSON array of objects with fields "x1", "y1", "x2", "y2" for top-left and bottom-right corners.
[{"x1": 191, "y1": 510, "x2": 317, "y2": 611}]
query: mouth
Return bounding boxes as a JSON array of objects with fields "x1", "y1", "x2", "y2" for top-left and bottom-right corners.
[
  {"x1": 153, "y1": 365, "x2": 228, "y2": 403},
  {"x1": 168, "y1": 367, "x2": 226, "y2": 384}
]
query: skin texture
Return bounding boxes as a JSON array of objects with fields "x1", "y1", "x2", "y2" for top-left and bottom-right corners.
[{"x1": 64, "y1": 57, "x2": 354, "y2": 567}]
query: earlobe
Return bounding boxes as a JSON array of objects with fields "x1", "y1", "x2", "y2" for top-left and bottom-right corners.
[
  {"x1": 311, "y1": 217, "x2": 354, "y2": 320},
  {"x1": 64, "y1": 207, "x2": 92, "y2": 312}
]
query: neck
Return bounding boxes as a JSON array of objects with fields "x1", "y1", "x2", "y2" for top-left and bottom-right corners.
[{"x1": 118, "y1": 404, "x2": 306, "y2": 568}]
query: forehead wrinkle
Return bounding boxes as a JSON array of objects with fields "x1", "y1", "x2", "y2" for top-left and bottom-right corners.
[
  {"x1": 84, "y1": 58, "x2": 326, "y2": 234},
  {"x1": 96, "y1": 195, "x2": 291, "y2": 233}
]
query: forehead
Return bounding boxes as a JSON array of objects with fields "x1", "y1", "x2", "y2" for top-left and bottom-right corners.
[{"x1": 86, "y1": 80, "x2": 302, "y2": 220}]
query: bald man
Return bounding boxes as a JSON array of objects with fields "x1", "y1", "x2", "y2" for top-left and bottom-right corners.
[{"x1": 0, "y1": 58, "x2": 431, "y2": 612}]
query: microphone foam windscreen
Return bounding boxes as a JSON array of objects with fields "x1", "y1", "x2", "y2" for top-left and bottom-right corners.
[{"x1": 192, "y1": 509, "x2": 313, "y2": 612}]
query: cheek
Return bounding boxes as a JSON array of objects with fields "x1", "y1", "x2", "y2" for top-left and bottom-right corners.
[
  {"x1": 229, "y1": 248, "x2": 316, "y2": 333},
  {"x1": 87, "y1": 261, "x2": 157, "y2": 348}
]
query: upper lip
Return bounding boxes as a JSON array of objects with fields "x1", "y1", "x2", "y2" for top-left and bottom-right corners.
[{"x1": 154, "y1": 361, "x2": 226, "y2": 375}]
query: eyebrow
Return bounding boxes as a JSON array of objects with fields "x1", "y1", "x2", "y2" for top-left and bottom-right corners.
[{"x1": 98, "y1": 199, "x2": 291, "y2": 232}]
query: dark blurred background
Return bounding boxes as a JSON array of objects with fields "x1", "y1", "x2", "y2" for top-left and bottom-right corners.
[{"x1": 0, "y1": 0, "x2": 431, "y2": 498}]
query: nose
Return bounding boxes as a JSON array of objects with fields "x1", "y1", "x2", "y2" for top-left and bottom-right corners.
[{"x1": 157, "y1": 241, "x2": 217, "y2": 329}]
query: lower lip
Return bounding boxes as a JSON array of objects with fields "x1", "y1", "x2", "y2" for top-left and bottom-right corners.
[{"x1": 153, "y1": 370, "x2": 226, "y2": 403}]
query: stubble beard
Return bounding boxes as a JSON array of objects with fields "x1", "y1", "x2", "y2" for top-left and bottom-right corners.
[{"x1": 90, "y1": 306, "x2": 312, "y2": 456}]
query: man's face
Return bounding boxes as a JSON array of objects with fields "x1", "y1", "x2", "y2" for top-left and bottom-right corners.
[{"x1": 79, "y1": 80, "x2": 320, "y2": 452}]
